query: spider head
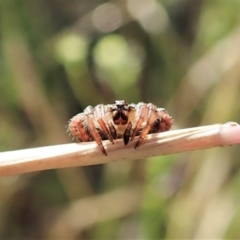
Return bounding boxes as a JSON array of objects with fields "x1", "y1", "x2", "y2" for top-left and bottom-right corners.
[
  {"x1": 114, "y1": 100, "x2": 128, "y2": 108},
  {"x1": 112, "y1": 100, "x2": 129, "y2": 125}
]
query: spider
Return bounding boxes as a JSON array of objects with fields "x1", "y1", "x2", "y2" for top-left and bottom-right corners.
[{"x1": 68, "y1": 100, "x2": 173, "y2": 155}]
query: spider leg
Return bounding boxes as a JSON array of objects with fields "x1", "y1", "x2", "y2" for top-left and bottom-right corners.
[
  {"x1": 131, "y1": 102, "x2": 148, "y2": 141},
  {"x1": 135, "y1": 103, "x2": 158, "y2": 148},
  {"x1": 149, "y1": 118, "x2": 160, "y2": 134},
  {"x1": 123, "y1": 122, "x2": 132, "y2": 145},
  {"x1": 85, "y1": 106, "x2": 108, "y2": 156},
  {"x1": 94, "y1": 104, "x2": 114, "y2": 144},
  {"x1": 108, "y1": 121, "x2": 117, "y2": 140}
]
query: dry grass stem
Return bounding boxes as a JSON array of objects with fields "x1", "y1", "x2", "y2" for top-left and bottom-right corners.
[{"x1": 0, "y1": 122, "x2": 239, "y2": 177}]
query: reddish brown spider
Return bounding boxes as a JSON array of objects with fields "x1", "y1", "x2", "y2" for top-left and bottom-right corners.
[{"x1": 68, "y1": 100, "x2": 173, "y2": 155}]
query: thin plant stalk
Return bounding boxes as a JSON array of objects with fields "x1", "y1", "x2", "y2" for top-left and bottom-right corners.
[{"x1": 0, "y1": 122, "x2": 240, "y2": 177}]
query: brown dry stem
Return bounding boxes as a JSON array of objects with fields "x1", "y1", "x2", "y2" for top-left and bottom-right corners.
[{"x1": 0, "y1": 122, "x2": 240, "y2": 177}]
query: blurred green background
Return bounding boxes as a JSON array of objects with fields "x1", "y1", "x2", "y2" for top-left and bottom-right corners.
[{"x1": 1, "y1": 0, "x2": 240, "y2": 239}]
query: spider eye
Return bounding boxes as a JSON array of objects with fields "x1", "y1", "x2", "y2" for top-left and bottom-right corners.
[{"x1": 114, "y1": 100, "x2": 128, "y2": 109}]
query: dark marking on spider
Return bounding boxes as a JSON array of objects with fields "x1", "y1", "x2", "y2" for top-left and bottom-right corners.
[{"x1": 68, "y1": 100, "x2": 173, "y2": 155}]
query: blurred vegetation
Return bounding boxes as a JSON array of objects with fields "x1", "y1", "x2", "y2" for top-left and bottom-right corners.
[{"x1": 1, "y1": 0, "x2": 240, "y2": 239}]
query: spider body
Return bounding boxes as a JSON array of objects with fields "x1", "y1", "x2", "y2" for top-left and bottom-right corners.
[{"x1": 68, "y1": 100, "x2": 173, "y2": 155}]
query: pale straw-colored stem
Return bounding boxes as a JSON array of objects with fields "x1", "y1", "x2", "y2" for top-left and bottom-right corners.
[{"x1": 0, "y1": 122, "x2": 240, "y2": 177}]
